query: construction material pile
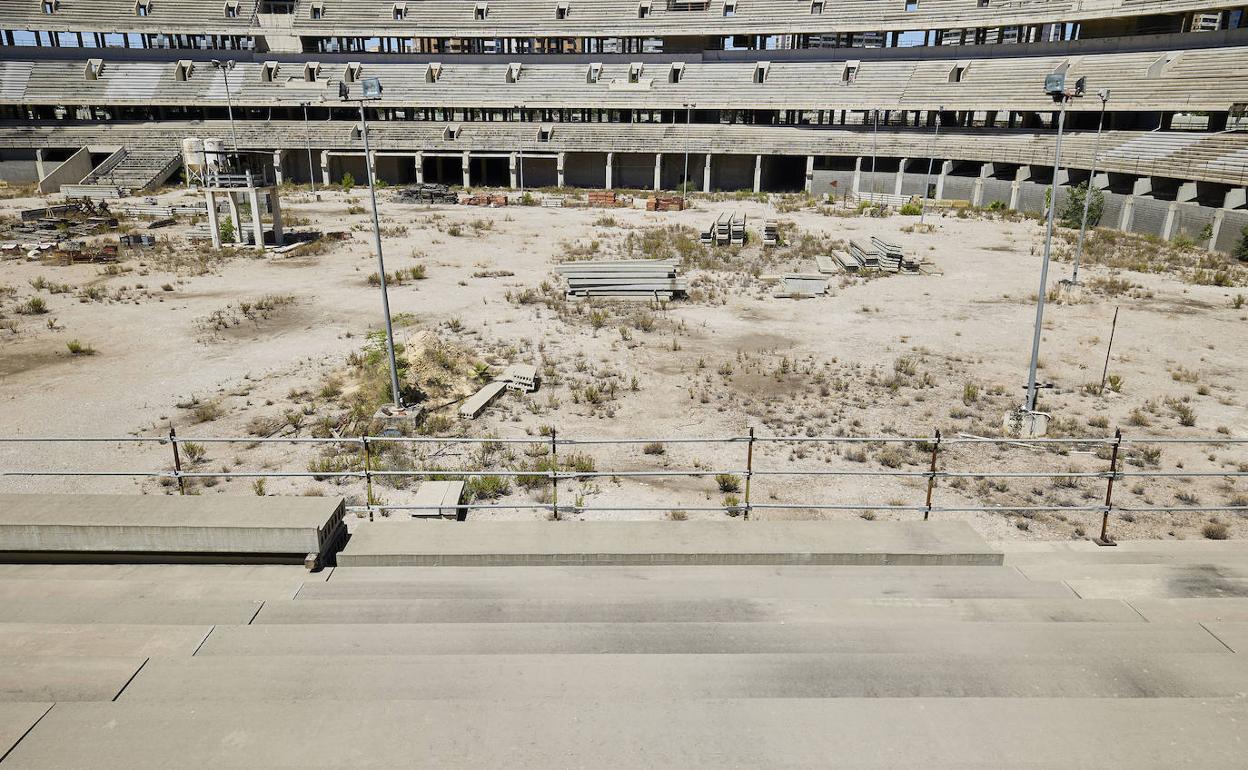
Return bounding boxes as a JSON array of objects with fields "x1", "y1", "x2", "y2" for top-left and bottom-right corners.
[
  {"x1": 462, "y1": 193, "x2": 508, "y2": 207},
  {"x1": 833, "y1": 237, "x2": 921, "y2": 273},
  {"x1": 701, "y1": 212, "x2": 746, "y2": 246},
  {"x1": 556, "y1": 259, "x2": 687, "y2": 300},
  {"x1": 646, "y1": 195, "x2": 685, "y2": 212},
  {"x1": 774, "y1": 274, "x2": 828, "y2": 299},
  {"x1": 588, "y1": 191, "x2": 620, "y2": 208},
  {"x1": 395, "y1": 183, "x2": 458, "y2": 204},
  {"x1": 763, "y1": 219, "x2": 779, "y2": 247}
]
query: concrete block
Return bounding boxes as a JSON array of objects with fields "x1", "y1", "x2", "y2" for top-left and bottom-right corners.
[{"x1": 336, "y1": 521, "x2": 1003, "y2": 567}]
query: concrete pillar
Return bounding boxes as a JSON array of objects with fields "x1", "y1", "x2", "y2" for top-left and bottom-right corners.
[
  {"x1": 935, "y1": 160, "x2": 952, "y2": 201},
  {"x1": 34, "y1": 149, "x2": 46, "y2": 181},
  {"x1": 851, "y1": 157, "x2": 863, "y2": 195},
  {"x1": 804, "y1": 155, "x2": 814, "y2": 195},
  {"x1": 605, "y1": 152, "x2": 614, "y2": 190},
  {"x1": 247, "y1": 186, "x2": 265, "y2": 250},
  {"x1": 320, "y1": 151, "x2": 330, "y2": 187},
  {"x1": 461, "y1": 151, "x2": 471, "y2": 188},
  {"x1": 1009, "y1": 166, "x2": 1031, "y2": 211},
  {"x1": 1054, "y1": 168, "x2": 1070, "y2": 187},
  {"x1": 272, "y1": 150, "x2": 284, "y2": 185},
  {"x1": 1119, "y1": 196, "x2": 1136, "y2": 232},
  {"x1": 508, "y1": 152, "x2": 518, "y2": 189},
  {"x1": 1090, "y1": 171, "x2": 1110, "y2": 191},
  {"x1": 753, "y1": 154, "x2": 763, "y2": 194},
  {"x1": 1175, "y1": 181, "x2": 1198, "y2": 203},
  {"x1": 415, "y1": 152, "x2": 424, "y2": 184},
  {"x1": 557, "y1": 152, "x2": 566, "y2": 189},
  {"x1": 703, "y1": 153, "x2": 712, "y2": 193},
  {"x1": 268, "y1": 189, "x2": 284, "y2": 246},
  {"x1": 972, "y1": 163, "x2": 993, "y2": 208},
  {"x1": 1208, "y1": 208, "x2": 1227, "y2": 251},
  {"x1": 225, "y1": 193, "x2": 245, "y2": 245},
  {"x1": 894, "y1": 158, "x2": 908, "y2": 197},
  {"x1": 1162, "y1": 203, "x2": 1180, "y2": 241},
  {"x1": 653, "y1": 152, "x2": 662, "y2": 192},
  {"x1": 205, "y1": 189, "x2": 221, "y2": 249}
]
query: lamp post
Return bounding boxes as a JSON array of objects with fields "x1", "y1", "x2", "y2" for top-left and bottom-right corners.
[
  {"x1": 1023, "y1": 74, "x2": 1085, "y2": 419},
  {"x1": 919, "y1": 105, "x2": 943, "y2": 226},
  {"x1": 869, "y1": 108, "x2": 879, "y2": 199},
  {"x1": 341, "y1": 78, "x2": 403, "y2": 409},
  {"x1": 682, "y1": 102, "x2": 694, "y2": 202},
  {"x1": 1069, "y1": 88, "x2": 1110, "y2": 286},
  {"x1": 515, "y1": 104, "x2": 525, "y2": 192},
  {"x1": 300, "y1": 101, "x2": 316, "y2": 193},
  {"x1": 210, "y1": 59, "x2": 240, "y2": 160}
]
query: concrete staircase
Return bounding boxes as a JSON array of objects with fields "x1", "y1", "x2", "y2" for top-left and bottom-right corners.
[
  {"x1": 0, "y1": 529, "x2": 1244, "y2": 766},
  {"x1": 62, "y1": 147, "x2": 182, "y2": 200}
]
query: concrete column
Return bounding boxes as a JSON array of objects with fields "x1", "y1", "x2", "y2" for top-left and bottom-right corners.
[
  {"x1": 272, "y1": 150, "x2": 284, "y2": 185},
  {"x1": 1175, "y1": 181, "x2": 1198, "y2": 203},
  {"x1": 461, "y1": 151, "x2": 471, "y2": 188},
  {"x1": 1054, "y1": 168, "x2": 1069, "y2": 187},
  {"x1": 1162, "y1": 203, "x2": 1180, "y2": 241},
  {"x1": 225, "y1": 193, "x2": 245, "y2": 245},
  {"x1": 415, "y1": 152, "x2": 424, "y2": 184},
  {"x1": 247, "y1": 187, "x2": 265, "y2": 250},
  {"x1": 508, "y1": 152, "x2": 518, "y2": 188},
  {"x1": 1120, "y1": 177, "x2": 1151, "y2": 232},
  {"x1": 653, "y1": 152, "x2": 662, "y2": 192},
  {"x1": 851, "y1": 157, "x2": 863, "y2": 194},
  {"x1": 605, "y1": 152, "x2": 614, "y2": 190},
  {"x1": 935, "y1": 160, "x2": 952, "y2": 200},
  {"x1": 703, "y1": 153, "x2": 712, "y2": 193},
  {"x1": 34, "y1": 149, "x2": 46, "y2": 181},
  {"x1": 1208, "y1": 208, "x2": 1227, "y2": 251},
  {"x1": 204, "y1": 189, "x2": 221, "y2": 249},
  {"x1": 972, "y1": 163, "x2": 993, "y2": 208},
  {"x1": 893, "y1": 158, "x2": 908, "y2": 196},
  {"x1": 1009, "y1": 166, "x2": 1031, "y2": 211},
  {"x1": 320, "y1": 151, "x2": 330, "y2": 187},
  {"x1": 557, "y1": 152, "x2": 566, "y2": 188},
  {"x1": 268, "y1": 189, "x2": 284, "y2": 246},
  {"x1": 753, "y1": 154, "x2": 763, "y2": 194},
  {"x1": 804, "y1": 155, "x2": 814, "y2": 195},
  {"x1": 1090, "y1": 171, "x2": 1110, "y2": 191}
]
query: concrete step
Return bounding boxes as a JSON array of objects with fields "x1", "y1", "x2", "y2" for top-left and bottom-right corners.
[
  {"x1": 0, "y1": 599, "x2": 262, "y2": 626},
  {"x1": 1017, "y1": 563, "x2": 1248, "y2": 581},
  {"x1": 257, "y1": 597, "x2": 1140, "y2": 624},
  {"x1": 335, "y1": 520, "x2": 1002, "y2": 567},
  {"x1": 6, "y1": 699, "x2": 1247, "y2": 768},
  {"x1": 1068, "y1": 577, "x2": 1248, "y2": 600},
  {"x1": 1203, "y1": 622, "x2": 1248, "y2": 653},
  {"x1": 119, "y1": 652, "x2": 1248, "y2": 701},
  {"x1": 0, "y1": 658, "x2": 146, "y2": 702},
  {"x1": 1128, "y1": 598, "x2": 1248, "y2": 623},
  {"x1": 0, "y1": 703, "x2": 51, "y2": 761},
  {"x1": 0, "y1": 578, "x2": 313, "y2": 602},
  {"x1": 0, "y1": 624, "x2": 211, "y2": 658},
  {"x1": 196, "y1": 622, "x2": 1224, "y2": 657},
  {"x1": 310, "y1": 566, "x2": 1074, "y2": 600}
]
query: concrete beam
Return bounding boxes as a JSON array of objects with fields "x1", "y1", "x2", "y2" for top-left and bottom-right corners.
[
  {"x1": 893, "y1": 157, "x2": 908, "y2": 196},
  {"x1": 753, "y1": 154, "x2": 763, "y2": 194},
  {"x1": 557, "y1": 152, "x2": 565, "y2": 189},
  {"x1": 461, "y1": 151, "x2": 471, "y2": 188},
  {"x1": 605, "y1": 151, "x2": 613, "y2": 190},
  {"x1": 1090, "y1": 171, "x2": 1110, "y2": 191},
  {"x1": 1226, "y1": 188, "x2": 1247, "y2": 210},
  {"x1": 703, "y1": 153, "x2": 712, "y2": 194},
  {"x1": 1009, "y1": 165, "x2": 1031, "y2": 211},
  {"x1": 935, "y1": 159, "x2": 953, "y2": 200},
  {"x1": 319, "y1": 150, "x2": 330, "y2": 188},
  {"x1": 204, "y1": 189, "x2": 221, "y2": 249},
  {"x1": 653, "y1": 152, "x2": 662, "y2": 192},
  {"x1": 271, "y1": 150, "x2": 284, "y2": 185},
  {"x1": 508, "y1": 152, "x2": 518, "y2": 189},
  {"x1": 1119, "y1": 195, "x2": 1136, "y2": 231},
  {"x1": 1131, "y1": 177, "x2": 1153, "y2": 197},
  {"x1": 268, "y1": 189, "x2": 284, "y2": 246},
  {"x1": 851, "y1": 156, "x2": 862, "y2": 195},
  {"x1": 414, "y1": 151, "x2": 424, "y2": 184},
  {"x1": 247, "y1": 187, "x2": 265, "y2": 251},
  {"x1": 225, "y1": 193, "x2": 244, "y2": 246},
  {"x1": 804, "y1": 155, "x2": 814, "y2": 195},
  {"x1": 972, "y1": 162, "x2": 991, "y2": 207}
]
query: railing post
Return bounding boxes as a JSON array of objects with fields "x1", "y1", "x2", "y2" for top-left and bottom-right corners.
[
  {"x1": 1095, "y1": 428, "x2": 1122, "y2": 546},
  {"x1": 550, "y1": 427, "x2": 559, "y2": 521},
  {"x1": 743, "y1": 427, "x2": 755, "y2": 520},
  {"x1": 923, "y1": 428, "x2": 941, "y2": 521},
  {"x1": 168, "y1": 426, "x2": 186, "y2": 495},
  {"x1": 361, "y1": 436, "x2": 375, "y2": 519}
]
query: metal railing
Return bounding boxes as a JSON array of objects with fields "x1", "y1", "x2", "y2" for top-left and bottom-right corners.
[{"x1": 3, "y1": 428, "x2": 1246, "y2": 542}]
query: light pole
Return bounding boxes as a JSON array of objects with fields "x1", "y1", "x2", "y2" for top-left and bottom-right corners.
[
  {"x1": 300, "y1": 101, "x2": 316, "y2": 193},
  {"x1": 869, "y1": 108, "x2": 879, "y2": 200},
  {"x1": 341, "y1": 78, "x2": 403, "y2": 409},
  {"x1": 919, "y1": 105, "x2": 943, "y2": 226},
  {"x1": 1069, "y1": 88, "x2": 1110, "y2": 286},
  {"x1": 682, "y1": 102, "x2": 693, "y2": 203},
  {"x1": 210, "y1": 59, "x2": 240, "y2": 161},
  {"x1": 1023, "y1": 74, "x2": 1085, "y2": 418},
  {"x1": 515, "y1": 104, "x2": 525, "y2": 193}
]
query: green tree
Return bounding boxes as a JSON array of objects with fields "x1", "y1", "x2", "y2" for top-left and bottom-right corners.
[
  {"x1": 1057, "y1": 182, "x2": 1104, "y2": 229},
  {"x1": 341, "y1": 172, "x2": 355, "y2": 191},
  {"x1": 218, "y1": 217, "x2": 235, "y2": 244}
]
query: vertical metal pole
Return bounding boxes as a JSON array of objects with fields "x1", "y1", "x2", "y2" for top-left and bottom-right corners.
[
  {"x1": 682, "y1": 103, "x2": 691, "y2": 203},
  {"x1": 549, "y1": 427, "x2": 559, "y2": 520},
  {"x1": 743, "y1": 427, "x2": 755, "y2": 520},
  {"x1": 919, "y1": 107, "x2": 942, "y2": 226},
  {"x1": 1097, "y1": 429, "x2": 1122, "y2": 546},
  {"x1": 303, "y1": 102, "x2": 316, "y2": 194},
  {"x1": 220, "y1": 63, "x2": 240, "y2": 160},
  {"x1": 362, "y1": 436, "x2": 374, "y2": 511},
  {"x1": 923, "y1": 429, "x2": 941, "y2": 521},
  {"x1": 168, "y1": 426, "x2": 185, "y2": 495},
  {"x1": 1099, "y1": 306, "x2": 1120, "y2": 394},
  {"x1": 1072, "y1": 92, "x2": 1108, "y2": 285},
  {"x1": 870, "y1": 108, "x2": 879, "y2": 198},
  {"x1": 1025, "y1": 95, "x2": 1068, "y2": 414},
  {"x1": 359, "y1": 100, "x2": 403, "y2": 408}
]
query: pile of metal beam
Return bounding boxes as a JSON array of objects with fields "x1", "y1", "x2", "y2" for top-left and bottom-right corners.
[
  {"x1": 762, "y1": 219, "x2": 778, "y2": 247},
  {"x1": 556, "y1": 259, "x2": 686, "y2": 300}
]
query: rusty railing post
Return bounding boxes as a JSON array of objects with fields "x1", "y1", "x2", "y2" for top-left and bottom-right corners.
[
  {"x1": 549, "y1": 427, "x2": 559, "y2": 520},
  {"x1": 743, "y1": 427, "x2": 755, "y2": 520},
  {"x1": 923, "y1": 428, "x2": 941, "y2": 521},
  {"x1": 362, "y1": 436, "x2": 375, "y2": 519},
  {"x1": 1095, "y1": 428, "x2": 1122, "y2": 546},
  {"x1": 168, "y1": 426, "x2": 186, "y2": 495}
]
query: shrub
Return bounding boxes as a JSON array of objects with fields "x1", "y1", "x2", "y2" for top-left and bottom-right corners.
[
  {"x1": 192, "y1": 401, "x2": 224, "y2": 423},
  {"x1": 1233, "y1": 225, "x2": 1248, "y2": 263},
  {"x1": 899, "y1": 201, "x2": 922, "y2": 216},
  {"x1": 962, "y1": 382, "x2": 979, "y2": 405},
  {"x1": 341, "y1": 172, "x2": 355, "y2": 191},
  {"x1": 181, "y1": 442, "x2": 206, "y2": 463},
  {"x1": 218, "y1": 217, "x2": 235, "y2": 244},
  {"x1": 722, "y1": 494, "x2": 743, "y2": 515},
  {"x1": 465, "y1": 474, "x2": 511, "y2": 501},
  {"x1": 65, "y1": 339, "x2": 96, "y2": 356},
  {"x1": 1202, "y1": 521, "x2": 1229, "y2": 540},
  {"x1": 667, "y1": 510, "x2": 688, "y2": 521},
  {"x1": 715, "y1": 473, "x2": 741, "y2": 493},
  {"x1": 16, "y1": 297, "x2": 47, "y2": 315},
  {"x1": 643, "y1": 442, "x2": 666, "y2": 455},
  {"x1": 1056, "y1": 182, "x2": 1104, "y2": 229}
]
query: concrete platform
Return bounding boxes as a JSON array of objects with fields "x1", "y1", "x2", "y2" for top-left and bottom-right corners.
[
  {"x1": 336, "y1": 521, "x2": 1002, "y2": 567},
  {"x1": 5, "y1": 699, "x2": 1247, "y2": 768},
  {"x1": 0, "y1": 494, "x2": 346, "y2": 566}
]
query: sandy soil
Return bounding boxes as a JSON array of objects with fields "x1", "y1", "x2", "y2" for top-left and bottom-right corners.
[{"x1": 1, "y1": 184, "x2": 1245, "y2": 541}]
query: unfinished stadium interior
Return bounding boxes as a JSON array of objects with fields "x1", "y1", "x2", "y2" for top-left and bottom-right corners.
[{"x1": 2, "y1": 1, "x2": 1248, "y2": 767}]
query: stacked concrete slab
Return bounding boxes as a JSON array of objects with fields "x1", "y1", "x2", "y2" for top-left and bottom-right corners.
[
  {"x1": 0, "y1": 510, "x2": 1242, "y2": 766},
  {"x1": 556, "y1": 259, "x2": 687, "y2": 299}
]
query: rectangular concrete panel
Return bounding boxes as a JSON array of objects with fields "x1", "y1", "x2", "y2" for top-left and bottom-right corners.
[
  {"x1": 119, "y1": 652, "x2": 1248, "y2": 701},
  {"x1": 196, "y1": 621, "x2": 1223, "y2": 657},
  {"x1": 0, "y1": 598, "x2": 261, "y2": 625},
  {"x1": 1067, "y1": 577, "x2": 1248, "y2": 600},
  {"x1": 336, "y1": 521, "x2": 1002, "y2": 567},
  {"x1": 0, "y1": 658, "x2": 146, "y2": 702},
  {"x1": 1128, "y1": 598, "x2": 1248, "y2": 623},
  {"x1": 0, "y1": 702, "x2": 51, "y2": 760},
  {"x1": 1202, "y1": 622, "x2": 1248, "y2": 653},
  {"x1": 0, "y1": 494, "x2": 345, "y2": 559},
  {"x1": 0, "y1": 624, "x2": 211, "y2": 658},
  {"x1": 6, "y1": 699, "x2": 1248, "y2": 768}
]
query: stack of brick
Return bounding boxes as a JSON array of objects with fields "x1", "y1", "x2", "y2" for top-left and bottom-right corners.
[{"x1": 645, "y1": 195, "x2": 685, "y2": 212}]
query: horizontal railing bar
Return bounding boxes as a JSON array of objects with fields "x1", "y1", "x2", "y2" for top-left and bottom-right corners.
[
  {"x1": 0, "y1": 437, "x2": 166, "y2": 443},
  {"x1": 368, "y1": 436, "x2": 548, "y2": 445},
  {"x1": 558, "y1": 437, "x2": 746, "y2": 445},
  {"x1": 173, "y1": 436, "x2": 359, "y2": 445}
]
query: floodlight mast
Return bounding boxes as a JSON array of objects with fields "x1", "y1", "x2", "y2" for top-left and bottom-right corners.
[
  {"x1": 1070, "y1": 88, "x2": 1110, "y2": 286},
  {"x1": 341, "y1": 78, "x2": 403, "y2": 410}
]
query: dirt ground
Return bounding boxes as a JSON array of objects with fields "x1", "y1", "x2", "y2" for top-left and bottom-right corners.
[{"x1": 1, "y1": 183, "x2": 1245, "y2": 542}]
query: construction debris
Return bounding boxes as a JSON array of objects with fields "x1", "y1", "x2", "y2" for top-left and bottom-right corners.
[
  {"x1": 646, "y1": 195, "x2": 685, "y2": 212},
  {"x1": 701, "y1": 211, "x2": 746, "y2": 246},
  {"x1": 499, "y1": 364, "x2": 539, "y2": 392},
  {"x1": 587, "y1": 191, "x2": 620, "y2": 208},
  {"x1": 774, "y1": 274, "x2": 828, "y2": 299},
  {"x1": 395, "y1": 183, "x2": 458, "y2": 205},
  {"x1": 555, "y1": 259, "x2": 687, "y2": 299},
  {"x1": 461, "y1": 194, "x2": 508, "y2": 207},
  {"x1": 762, "y1": 219, "x2": 778, "y2": 247},
  {"x1": 409, "y1": 480, "x2": 466, "y2": 519},
  {"x1": 119, "y1": 233, "x2": 157, "y2": 248},
  {"x1": 460, "y1": 381, "x2": 508, "y2": 419}
]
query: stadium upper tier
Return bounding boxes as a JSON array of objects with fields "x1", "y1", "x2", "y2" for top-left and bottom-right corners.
[
  {"x1": 1, "y1": 44, "x2": 1244, "y2": 113},
  {"x1": 1, "y1": 0, "x2": 1242, "y2": 38}
]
